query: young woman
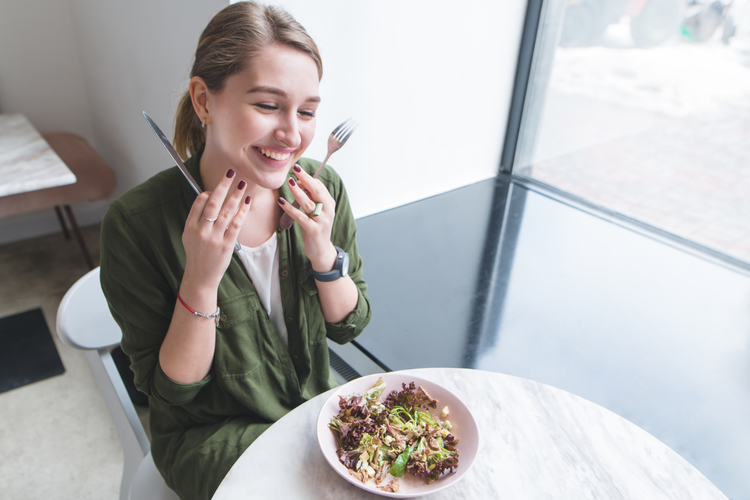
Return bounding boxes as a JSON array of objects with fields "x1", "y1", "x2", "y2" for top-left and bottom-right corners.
[{"x1": 99, "y1": 3, "x2": 371, "y2": 499}]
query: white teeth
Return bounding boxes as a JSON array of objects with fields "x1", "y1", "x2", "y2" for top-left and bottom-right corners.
[{"x1": 259, "y1": 148, "x2": 290, "y2": 161}]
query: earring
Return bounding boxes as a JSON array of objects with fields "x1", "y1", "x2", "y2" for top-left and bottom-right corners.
[{"x1": 201, "y1": 117, "x2": 207, "y2": 129}]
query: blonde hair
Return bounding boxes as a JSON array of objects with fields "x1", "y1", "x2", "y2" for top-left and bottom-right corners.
[{"x1": 173, "y1": 1, "x2": 323, "y2": 160}]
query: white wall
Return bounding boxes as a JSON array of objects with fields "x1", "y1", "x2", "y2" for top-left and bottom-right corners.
[
  {"x1": 0, "y1": 0, "x2": 226, "y2": 244},
  {"x1": 67, "y1": 0, "x2": 227, "y2": 198},
  {"x1": 0, "y1": 0, "x2": 527, "y2": 243},
  {"x1": 0, "y1": 0, "x2": 97, "y2": 243},
  {"x1": 282, "y1": 1, "x2": 527, "y2": 217},
  {"x1": 0, "y1": 0, "x2": 94, "y2": 141}
]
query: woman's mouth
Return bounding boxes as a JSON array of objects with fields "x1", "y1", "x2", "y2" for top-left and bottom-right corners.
[{"x1": 256, "y1": 147, "x2": 291, "y2": 161}]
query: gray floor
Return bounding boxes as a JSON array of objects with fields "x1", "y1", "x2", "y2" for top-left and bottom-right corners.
[
  {"x1": 0, "y1": 224, "x2": 122, "y2": 499},
  {"x1": 352, "y1": 179, "x2": 750, "y2": 499}
]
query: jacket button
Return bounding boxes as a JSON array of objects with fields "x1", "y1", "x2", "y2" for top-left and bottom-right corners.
[
  {"x1": 220, "y1": 314, "x2": 228, "y2": 322},
  {"x1": 281, "y1": 269, "x2": 289, "y2": 277},
  {"x1": 286, "y1": 316, "x2": 293, "y2": 324}
]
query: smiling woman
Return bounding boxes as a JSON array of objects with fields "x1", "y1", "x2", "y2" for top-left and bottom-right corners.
[
  {"x1": 99, "y1": 3, "x2": 371, "y2": 500},
  {"x1": 194, "y1": 44, "x2": 321, "y2": 196},
  {"x1": 172, "y1": 4, "x2": 323, "y2": 162}
]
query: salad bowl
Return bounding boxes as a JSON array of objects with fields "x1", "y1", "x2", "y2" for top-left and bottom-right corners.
[{"x1": 316, "y1": 372, "x2": 480, "y2": 498}]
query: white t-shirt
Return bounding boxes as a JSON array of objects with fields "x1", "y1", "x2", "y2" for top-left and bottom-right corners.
[{"x1": 235, "y1": 233, "x2": 288, "y2": 347}]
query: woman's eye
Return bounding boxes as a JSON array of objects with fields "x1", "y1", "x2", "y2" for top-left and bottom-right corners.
[
  {"x1": 299, "y1": 110, "x2": 316, "y2": 118},
  {"x1": 253, "y1": 103, "x2": 278, "y2": 111}
]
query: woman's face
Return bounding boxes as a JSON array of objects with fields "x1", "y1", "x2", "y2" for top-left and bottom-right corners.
[{"x1": 204, "y1": 43, "x2": 320, "y2": 190}]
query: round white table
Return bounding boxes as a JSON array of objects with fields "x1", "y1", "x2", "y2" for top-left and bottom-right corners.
[{"x1": 212, "y1": 368, "x2": 727, "y2": 499}]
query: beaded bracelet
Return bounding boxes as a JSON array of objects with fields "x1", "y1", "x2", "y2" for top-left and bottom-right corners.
[{"x1": 177, "y1": 291, "x2": 220, "y2": 326}]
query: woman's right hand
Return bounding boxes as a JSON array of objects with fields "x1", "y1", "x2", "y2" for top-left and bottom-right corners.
[
  {"x1": 181, "y1": 169, "x2": 251, "y2": 293},
  {"x1": 161, "y1": 170, "x2": 250, "y2": 383}
]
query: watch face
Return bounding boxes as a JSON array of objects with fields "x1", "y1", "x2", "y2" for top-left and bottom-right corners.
[{"x1": 341, "y1": 252, "x2": 349, "y2": 278}]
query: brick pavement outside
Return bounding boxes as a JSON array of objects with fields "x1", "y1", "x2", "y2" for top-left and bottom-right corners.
[
  {"x1": 519, "y1": 29, "x2": 750, "y2": 265},
  {"x1": 523, "y1": 103, "x2": 750, "y2": 264}
]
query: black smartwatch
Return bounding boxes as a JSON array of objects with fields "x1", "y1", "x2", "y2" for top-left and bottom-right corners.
[{"x1": 312, "y1": 246, "x2": 349, "y2": 282}]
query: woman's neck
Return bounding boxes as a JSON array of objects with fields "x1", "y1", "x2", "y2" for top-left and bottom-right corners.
[{"x1": 198, "y1": 142, "x2": 238, "y2": 190}]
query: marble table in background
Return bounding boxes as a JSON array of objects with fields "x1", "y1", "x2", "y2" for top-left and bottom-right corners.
[
  {"x1": 0, "y1": 114, "x2": 75, "y2": 197},
  {"x1": 212, "y1": 368, "x2": 727, "y2": 500}
]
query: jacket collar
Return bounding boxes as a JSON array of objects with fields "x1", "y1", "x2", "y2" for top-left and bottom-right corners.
[{"x1": 180, "y1": 143, "x2": 206, "y2": 205}]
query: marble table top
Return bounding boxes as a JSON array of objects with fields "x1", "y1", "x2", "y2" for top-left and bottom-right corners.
[
  {"x1": 212, "y1": 368, "x2": 727, "y2": 500},
  {"x1": 0, "y1": 114, "x2": 76, "y2": 197}
]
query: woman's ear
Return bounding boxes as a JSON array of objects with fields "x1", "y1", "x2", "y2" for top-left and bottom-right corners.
[{"x1": 189, "y1": 76, "x2": 211, "y2": 126}]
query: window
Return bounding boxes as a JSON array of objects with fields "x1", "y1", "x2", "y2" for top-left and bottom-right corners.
[{"x1": 514, "y1": 0, "x2": 750, "y2": 264}]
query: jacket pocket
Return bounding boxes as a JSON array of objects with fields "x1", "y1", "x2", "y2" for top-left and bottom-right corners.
[
  {"x1": 214, "y1": 293, "x2": 263, "y2": 377},
  {"x1": 217, "y1": 292, "x2": 259, "y2": 329},
  {"x1": 299, "y1": 272, "x2": 318, "y2": 297},
  {"x1": 299, "y1": 273, "x2": 328, "y2": 346}
]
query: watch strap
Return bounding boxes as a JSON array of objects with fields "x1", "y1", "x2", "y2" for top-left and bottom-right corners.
[{"x1": 312, "y1": 246, "x2": 347, "y2": 282}]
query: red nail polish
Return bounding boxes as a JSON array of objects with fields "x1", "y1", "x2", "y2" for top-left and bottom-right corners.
[
  {"x1": 238, "y1": 180, "x2": 246, "y2": 190},
  {"x1": 278, "y1": 197, "x2": 286, "y2": 205},
  {"x1": 244, "y1": 196, "x2": 251, "y2": 205},
  {"x1": 289, "y1": 178, "x2": 296, "y2": 187},
  {"x1": 293, "y1": 164, "x2": 302, "y2": 173},
  {"x1": 226, "y1": 169, "x2": 235, "y2": 178}
]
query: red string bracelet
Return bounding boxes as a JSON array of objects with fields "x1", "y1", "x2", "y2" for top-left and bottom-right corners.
[{"x1": 177, "y1": 291, "x2": 220, "y2": 325}]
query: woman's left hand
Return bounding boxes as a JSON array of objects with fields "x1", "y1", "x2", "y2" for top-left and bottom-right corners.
[{"x1": 278, "y1": 164, "x2": 338, "y2": 273}]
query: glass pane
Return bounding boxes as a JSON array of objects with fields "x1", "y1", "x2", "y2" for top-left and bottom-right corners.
[{"x1": 515, "y1": 0, "x2": 750, "y2": 263}]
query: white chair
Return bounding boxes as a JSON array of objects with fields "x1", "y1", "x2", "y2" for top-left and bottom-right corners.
[{"x1": 56, "y1": 267, "x2": 178, "y2": 500}]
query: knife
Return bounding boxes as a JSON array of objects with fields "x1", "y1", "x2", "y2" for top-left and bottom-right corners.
[{"x1": 142, "y1": 111, "x2": 241, "y2": 253}]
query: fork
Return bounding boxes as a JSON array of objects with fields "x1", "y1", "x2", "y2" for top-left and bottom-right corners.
[{"x1": 279, "y1": 118, "x2": 358, "y2": 230}]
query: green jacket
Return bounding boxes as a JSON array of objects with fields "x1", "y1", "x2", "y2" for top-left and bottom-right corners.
[{"x1": 100, "y1": 146, "x2": 371, "y2": 500}]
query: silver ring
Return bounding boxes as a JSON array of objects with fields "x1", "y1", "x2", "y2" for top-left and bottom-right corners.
[{"x1": 203, "y1": 216, "x2": 218, "y2": 222}]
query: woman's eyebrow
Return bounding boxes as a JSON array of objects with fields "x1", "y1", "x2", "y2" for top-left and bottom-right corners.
[
  {"x1": 247, "y1": 86, "x2": 320, "y2": 103},
  {"x1": 247, "y1": 86, "x2": 286, "y2": 96}
]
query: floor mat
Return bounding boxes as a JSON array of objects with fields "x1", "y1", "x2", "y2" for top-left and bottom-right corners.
[{"x1": 0, "y1": 308, "x2": 65, "y2": 394}]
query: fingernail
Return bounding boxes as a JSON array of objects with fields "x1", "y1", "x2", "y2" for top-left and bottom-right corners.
[
  {"x1": 293, "y1": 164, "x2": 302, "y2": 173},
  {"x1": 244, "y1": 196, "x2": 251, "y2": 205},
  {"x1": 278, "y1": 197, "x2": 286, "y2": 205},
  {"x1": 238, "y1": 180, "x2": 246, "y2": 190},
  {"x1": 288, "y1": 178, "x2": 296, "y2": 187},
  {"x1": 226, "y1": 169, "x2": 235, "y2": 178}
]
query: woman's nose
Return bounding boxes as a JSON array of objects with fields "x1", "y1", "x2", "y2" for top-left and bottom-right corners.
[{"x1": 274, "y1": 113, "x2": 300, "y2": 148}]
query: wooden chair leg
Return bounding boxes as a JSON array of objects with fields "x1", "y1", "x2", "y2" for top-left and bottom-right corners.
[
  {"x1": 63, "y1": 205, "x2": 94, "y2": 270},
  {"x1": 54, "y1": 206, "x2": 71, "y2": 240}
]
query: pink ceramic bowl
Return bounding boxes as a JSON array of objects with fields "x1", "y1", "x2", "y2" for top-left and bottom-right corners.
[{"x1": 316, "y1": 372, "x2": 480, "y2": 498}]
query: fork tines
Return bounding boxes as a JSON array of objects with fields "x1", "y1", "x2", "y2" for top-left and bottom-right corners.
[{"x1": 333, "y1": 119, "x2": 359, "y2": 144}]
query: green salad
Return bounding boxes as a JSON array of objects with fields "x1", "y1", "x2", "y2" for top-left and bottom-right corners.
[{"x1": 329, "y1": 378, "x2": 459, "y2": 493}]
